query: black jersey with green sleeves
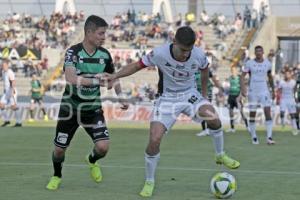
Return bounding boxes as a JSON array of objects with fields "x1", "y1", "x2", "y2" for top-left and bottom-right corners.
[
  {"x1": 31, "y1": 80, "x2": 42, "y2": 99},
  {"x1": 62, "y1": 43, "x2": 114, "y2": 111},
  {"x1": 195, "y1": 68, "x2": 214, "y2": 99}
]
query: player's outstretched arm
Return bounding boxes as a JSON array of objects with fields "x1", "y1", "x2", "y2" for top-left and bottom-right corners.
[
  {"x1": 65, "y1": 66, "x2": 103, "y2": 86},
  {"x1": 200, "y1": 67, "x2": 209, "y2": 98},
  {"x1": 267, "y1": 71, "x2": 275, "y2": 99},
  {"x1": 240, "y1": 72, "x2": 247, "y2": 97},
  {"x1": 113, "y1": 79, "x2": 129, "y2": 110},
  {"x1": 114, "y1": 61, "x2": 143, "y2": 80}
]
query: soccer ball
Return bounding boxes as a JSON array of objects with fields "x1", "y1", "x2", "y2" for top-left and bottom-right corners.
[{"x1": 210, "y1": 172, "x2": 237, "y2": 199}]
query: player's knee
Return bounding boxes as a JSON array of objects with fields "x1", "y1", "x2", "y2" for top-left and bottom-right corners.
[
  {"x1": 149, "y1": 133, "x2": 162, "y2": 147},
  {"x1": 54, "y1": 147, "x2": 66, "y2": 158},
  {"x1": 207, "y1": 119, "x2": 222, "y2": 130},
  {"x1": 94, "y1": 145, "x2": 108, "y2": 157}
]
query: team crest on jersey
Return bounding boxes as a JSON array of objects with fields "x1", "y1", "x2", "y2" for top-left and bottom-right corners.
[
  {"x1": 99, "y1": 58, "x2": 105, "y2": 64},
  {"x1": 72, "y1": 55, "x2": 77, "y2": 63}
]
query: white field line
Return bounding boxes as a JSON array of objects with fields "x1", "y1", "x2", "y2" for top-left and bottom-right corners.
[{"x1": 0, "y1": 162, "x2": 300, "y2": 176}]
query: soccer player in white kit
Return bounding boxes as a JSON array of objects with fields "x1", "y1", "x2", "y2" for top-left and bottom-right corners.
[
  {"x1": 0, "y1": 59, "x2": 22, "y2": 127},
  {"x1": 104, "y1": 26, "x2": 240, "y2": 197},
  {"x1": 278, "y1": 69, "x2": 299, "y2": 135},
  {"x1": 240, "y1": 46, "x2": 275, "y2": 145}
]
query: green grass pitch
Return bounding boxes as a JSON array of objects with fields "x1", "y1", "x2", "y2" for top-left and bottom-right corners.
[{"x1": 0, "y1": 121, "x2": 300, "y2": 200}]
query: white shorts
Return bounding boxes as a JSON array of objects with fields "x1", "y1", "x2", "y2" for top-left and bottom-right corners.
[
  {"x1": 248, "y1": 92, "x2": 272, "y2": 111},
  {"x1": 151, "y1": 89, "x2": 211, "y2": 130},
  {"x1": 0, "y1": 92, "x2": 17, "y2": 106},
  {"x1": 280, "y1": 99, "x2": 296, "y2": 114}
]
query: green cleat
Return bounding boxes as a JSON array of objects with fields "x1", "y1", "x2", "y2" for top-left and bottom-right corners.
[
  {"x1": 85, "y1": 155, "x2": 102, "y2": 183},
  {"x1": 46, "y1": 176, "x2": 61, "y2": 190},
  {"x1": 215, "y1": 153, "x2": 240, "y2": 169},
  {"x1": 139, "y1": 181, "x2": 155, "y2": 197}
]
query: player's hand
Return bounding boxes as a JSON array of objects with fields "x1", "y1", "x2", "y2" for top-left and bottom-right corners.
[
  {"x1": 95, "y1": 73, "x2": 115, "y2": 89},
  {"x1": 241, "y1": 90, "x2": 247, "y2": 97},
  {"x1": 237, "y1": 94, "x2": 244, "y2": 105},
  {"x1": 119, "y1": 97, "x2": 129, "y2": 110},
  {"x1": 271, "y1": 91, "x2": 275, "y2": 100}
]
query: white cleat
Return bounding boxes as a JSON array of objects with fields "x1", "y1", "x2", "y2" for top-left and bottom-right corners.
[
  {"x1": 292, "y1": 129, "x2": 299, "y2": 136},
  {"x1": 252, "y1": 137, "x2": 259, "y2": 145},
  {"x1": 196, "y1": 129, "x2": 209, "y2": 137},
  {"x1": 267, "y1": 137, "x2": 276, "y2": 145},
  {"x1": 226, "y1": 128, "x2": 236, "y2": 133}
]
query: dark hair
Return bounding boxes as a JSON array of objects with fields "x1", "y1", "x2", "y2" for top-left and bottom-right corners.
[
  {"x1": 255, "y1": 45, "x2": 264, "y2": 51},
  {"x1": 175, "y1": 26, "x2": 196, "y2": 46},
  {"x1": 84, "y1": 15, "x2": 108, "y2": 34}
]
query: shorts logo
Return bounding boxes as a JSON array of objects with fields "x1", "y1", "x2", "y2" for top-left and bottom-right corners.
[
  {"x1": 103, "y1": 130, "x2": 109, "y2": 137},
  {"x1": 57, "y1": 132, "x2": 68, "y2": 144},
  {"x1": 93, "y1": 120, "x2": 106, "y2": 129},
  {"x1": 93, "y1": 132, "x2": 101, "y2": 137}
]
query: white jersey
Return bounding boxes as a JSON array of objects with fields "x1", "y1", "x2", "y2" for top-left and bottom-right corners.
[
  {"x1": 279, "y1": 79, "x2": 296, "y2": 100},
  {"x1": 2, "y1": 69, "x2": 15, "y2": 94},
  {"x1": 140, "y1": 43, "x2": 209, "y2": 95},
  {"x1": 243, "y1": 59, "x2": 272, "y2": 94}
]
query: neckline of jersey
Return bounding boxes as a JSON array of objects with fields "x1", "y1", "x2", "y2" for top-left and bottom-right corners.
[
  {"x1": 169, "y1": 44, "x2": 192, "y2": 63},
  {"x1": 81, "y1": 43, "x2": 97, "y2": 58}
]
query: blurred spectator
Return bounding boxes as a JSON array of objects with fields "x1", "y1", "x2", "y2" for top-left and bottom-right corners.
[{"x1": 243, "y1": 5, "x2": 251, "y2": 29}]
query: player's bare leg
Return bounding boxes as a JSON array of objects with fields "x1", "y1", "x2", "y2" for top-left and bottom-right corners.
[
  {"x1": 198, "y1": 104, "x2": 240, "y2": 169},
  {"x1": 85, "y1": 140, "x2": 109, "y2": 183},
  {"x1": 140, "y1": 122, "x2": 166, "y2": 197},
  {"x1": 264, "y1": 106, "x2": 275, "y2": 144},
  {"x1": 249, "y1": 111, "x2": 259, "y2": 144},
  {"x1": 46, "y1": 146, "x2": 65, "y2": 190}
]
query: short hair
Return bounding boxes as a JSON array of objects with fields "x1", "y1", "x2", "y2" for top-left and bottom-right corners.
[
  {"x1": 84, "y1": 15, "x2": 108, "y2": 34},
  {"x1": 255, "y1": 45, "x2": 264, "y2": 51},
  {"x1": 175, "y1": 26, "x2": 196, "y2": 46}
]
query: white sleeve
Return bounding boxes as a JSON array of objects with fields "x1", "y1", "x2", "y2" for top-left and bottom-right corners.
[
  {"x1": 140, "y1": 49, "x2": 158, "y2": 67},
  {"x1": 242, "y1": 60, "x2": 250, "y2": 73},
  {"x1": 292, "y1": 80, "x2": 296, "y2": 87},
  {"x1": 8, "y1": 70, "x2": 15, "y2": 81},
  {"x1": 278, "y1": 80, "x2": 283, "y2": 89},
  {"x1": 199, "y1": 56, "x2": 209, "y2": 70}
]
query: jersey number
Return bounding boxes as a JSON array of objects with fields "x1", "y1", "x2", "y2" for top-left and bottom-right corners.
[{"x1": 188, "y1": 95, "x2": 198, "y2": 104}]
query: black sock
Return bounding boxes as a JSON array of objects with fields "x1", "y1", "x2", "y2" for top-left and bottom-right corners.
[
  {"x1": 230, "y1": 119, "x2": 234, "y2": 129},
  {"x1": 89, "y1": 148, "x2": 106, "y2": 164},
  {"x1": 41, "y1": 108, "x2": 46, "y2": 116},
  {"x1": 30, "y1": 110, "x2": 34, "y2": 119},
  {"x1": 244, "y1": 119, "x2": 248, "y2": 127},
  {"x1": 201, "y1": 121, "x2": 206, "y2": 131},
  {"x1": 52, "y1": 152, "x2": 64, "y2": 178},
  {"x1": 296, "y1": 116, "x2": 300, "y2": 130}
]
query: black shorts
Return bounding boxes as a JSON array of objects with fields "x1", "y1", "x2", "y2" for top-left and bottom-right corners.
[
  {"x1": 31, "y1": 98, "x2": 43, "y2": 104},
  {"x1": 54, "y1": 106, "x2": 109, "y2": 148},
  {"x1": 228, "y1": 95, "x2": 239, "y2": 109}
]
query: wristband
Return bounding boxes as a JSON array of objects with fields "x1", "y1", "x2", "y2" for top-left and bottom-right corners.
[{"x1": 92, "y1": 78, "x2": 100, "y2": 85}]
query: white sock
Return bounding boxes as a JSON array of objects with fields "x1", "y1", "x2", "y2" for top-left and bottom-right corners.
[
  {"x1": 144, "y1": 152, "x2": 160, "y2": 183},
  {"x1": 2, "y1": 109, "x2": 9, "y2": 122},
  {"x1": 15, "y1": 108, "x2": 22, "y2": 124},
  {"x1": 209, "y1": 128, "x2": 224, "y2": 156},
  {"x1": 265, "y1": 120, "x2": 273, "y2": 138},
  {"x1": 249, "y1": 122, "x2": 257, "y2": 139},
  {"x1": 292, "y1": 118, "x2": 297, "y2": 130}
]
